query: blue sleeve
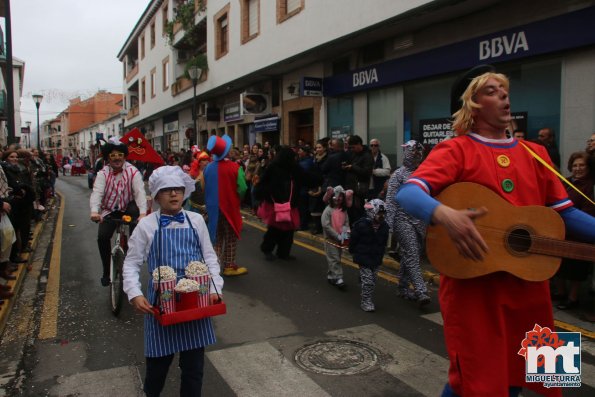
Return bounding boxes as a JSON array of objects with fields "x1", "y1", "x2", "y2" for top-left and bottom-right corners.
[
  {"x1": 395, "y1": 183, "x2": 440, "y2": 224},
  {"x1": 560, "y1": 207, "x2": 595, "y2": 243}
]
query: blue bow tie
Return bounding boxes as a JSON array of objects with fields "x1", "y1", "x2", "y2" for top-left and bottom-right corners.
[{"x1": 160, "y1": 212, "x2": 185, "y2": 227}]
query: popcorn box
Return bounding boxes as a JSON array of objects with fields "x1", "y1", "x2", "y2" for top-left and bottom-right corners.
[
  {"x1": 186, "y1": 275, "x2": 211, "y2": 308},
  {"x1": 156, "y1": 279, "x2": 176, "y2": 314},
  {"x1": 175, "y1": 291, "x2": 199, "y2": 311}
]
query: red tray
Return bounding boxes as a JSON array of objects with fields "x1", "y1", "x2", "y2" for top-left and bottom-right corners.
[{"x1": 153, "y1": 302, "x2": 227, "y2": 326}]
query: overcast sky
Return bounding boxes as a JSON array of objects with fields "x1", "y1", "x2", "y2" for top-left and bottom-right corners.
[{"x1": 9, "y1": 0, "x2": 149, "y2": 129}]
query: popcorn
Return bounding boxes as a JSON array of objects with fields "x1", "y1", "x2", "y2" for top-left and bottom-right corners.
[
  {"x1": 174, "y1": 278, "x2": 200, "y2": 293},
  {"x1": 185, "y1": 261, "x2": 210, "y2": 276},
  {"x1": 152, "y1": 266, "x2": 177, "y2": 282}
]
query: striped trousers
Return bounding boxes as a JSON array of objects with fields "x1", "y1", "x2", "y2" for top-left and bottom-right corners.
[{"x1": 215, "y1": 215, "x2": 238, "y2": 268}]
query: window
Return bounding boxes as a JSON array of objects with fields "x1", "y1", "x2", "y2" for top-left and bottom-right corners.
[
  {"x1": 162, "y1": 57, "x2": 170, "y2": 91},
  {"x1": 150, "y1": 20, "x2": 156, "y2": 48},
  {"x1": 150, "y1": 68, "x2": 157, "y2": 98},
  {"x1": 162, "y1": 4, "x2": 168, "y2": 35},
  {"x1": 214, "y1": 4, "x2": 230, "y2": 59},
  {"x1": 241, "y1": 0, "x2": 260, "y2": 44},
  {"x1": 140, "y1": 35, "x2": 145, "y2": 59},
  {"x1": 277, "y1": 0, "x2": 303, "y2": 23},
  {"x1": 141, "y1": 77, "x2": 146, "y2": 104}
]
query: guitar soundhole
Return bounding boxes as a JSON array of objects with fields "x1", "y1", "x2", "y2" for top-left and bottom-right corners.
[{"x1": 506, "y1": 228, "x2": 532, "y2": 256}]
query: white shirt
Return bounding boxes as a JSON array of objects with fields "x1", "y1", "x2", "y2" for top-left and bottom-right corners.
[
  {"x1": 122, "y1": 210, "x2": 224, "y2": 301},
  {"x1": 89, "y1": 162, "x2": 147, "y2": 217}
]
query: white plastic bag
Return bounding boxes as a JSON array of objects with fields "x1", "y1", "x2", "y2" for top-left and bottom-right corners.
[{"x1": 0, "y1": 215, "x2": 16, "y2": 254}]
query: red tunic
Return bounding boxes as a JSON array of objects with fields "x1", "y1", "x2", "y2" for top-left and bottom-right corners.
[{"x1": 409, "y1": 134, "x2": 571, "y2": 397}]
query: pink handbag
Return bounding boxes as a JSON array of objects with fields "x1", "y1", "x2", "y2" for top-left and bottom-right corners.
[{"x1": 272, "y1": 181, "x2": 293, "y2": 223}]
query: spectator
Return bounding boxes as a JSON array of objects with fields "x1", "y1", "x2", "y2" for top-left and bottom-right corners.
[
  {"x1": 553, "y1": 151, "x2": 595, "y2": 310},
  {"x1": 321, "y1": 138, "x2": 346, "y2": 189},
  {"x1": 368, "y1": 138, "x2": 391, "y2": 199},
  {"x1": 536, "y1": 127, "x2": 561, "y2": 169},
  {"x1": 512, "y1": 130, "x2": 526, "y2": 140},
  {"x1": 309, "y1": 140, "x2": 328, "y2": 234},
  {"x1": 297, "y1": 145, "x2": 314, "y2": 230},
  {"x1": 0, "y1": 163, "x2": 17, "y2": 297},
  {"x1": 343, "y1": 135, "x2": 373, "y2": 225},
  {"x1": 586, "y1": 132, "x2": 595, "y2": 176}
]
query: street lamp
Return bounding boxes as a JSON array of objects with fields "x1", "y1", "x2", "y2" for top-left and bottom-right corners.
[
  {"x1": 32, "y1": 94, "x2": 43, "y2": 149},
  {"x1": 187, "y1": 66, "x2": 203, "y2": 147},
  {"x1": 25, "y1": 121, "x2": 31, "y2": 148}
]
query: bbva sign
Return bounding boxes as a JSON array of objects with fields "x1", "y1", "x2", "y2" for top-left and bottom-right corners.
[{"x1": 479, "y1": 31, "x2": 529, "y2": 60}]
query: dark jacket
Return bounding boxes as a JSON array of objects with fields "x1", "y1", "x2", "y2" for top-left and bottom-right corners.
[
  {"x1": 321, "y1": 150, "x2": 346, "y2": 189},
  {"x1": 344, "y1": 148, "x2": 373, "y2": 197},
  {"x1": 255, "y1": 147, "x2": 304, "y2": 208},
  {"x1": 349, "y1": 217, "x2": 389, "y2": 269}
]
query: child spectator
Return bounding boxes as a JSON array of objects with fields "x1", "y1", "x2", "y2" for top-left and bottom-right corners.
[
  {"x1": 123, "y1": 166, "x2": 223, "y2": 396},
  {"x1": 321, "y1": 186, "x2": 352, "y2": 288},
  {"x1": 349, "y1": 199, "x2": 389, "y2": 312}
]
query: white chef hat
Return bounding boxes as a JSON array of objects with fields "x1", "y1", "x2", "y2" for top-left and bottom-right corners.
[{"x1": 149, "y1": 166, "x2": 195, "y2": 200}]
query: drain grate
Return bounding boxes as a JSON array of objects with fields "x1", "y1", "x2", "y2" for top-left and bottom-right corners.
[{"x1": 294, "y1": 340, "x2": 379, "y2": 375}]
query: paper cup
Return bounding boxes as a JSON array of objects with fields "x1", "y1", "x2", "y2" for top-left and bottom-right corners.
[
  {"x1": 187, "y1": 275, "x2": 211, "y2": 307},
  {"x1": 157, "y1": 279, "x2": 176, "y2": 314},
  {"x1": 175, "y1": 291, "x2": 199, "y2": 311}
]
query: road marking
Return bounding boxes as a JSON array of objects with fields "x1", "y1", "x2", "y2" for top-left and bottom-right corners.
[
  {"x1": 38, "y1": 192, "x2": 64, "y2": 339},
  {"x1": 326, "y1": 324, "x2": 448, "y2": 397},
  {"x1": 207, "y1": 342, "x2": 331, "y2": 397},
  {"x1": 421, "y1": 311, "x2": 444, "y2": 326}
]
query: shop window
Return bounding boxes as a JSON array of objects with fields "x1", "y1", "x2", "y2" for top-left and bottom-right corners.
[
  {"x1": 241, "y1": 0, "x2": 260, "y2": 44},
  {"x1": 327, "y1": 97, "x2": 353, "y2": 139},
  {"x1": 214, "y1": 4, "x2": 230, "y2": 59},
  {"x1": 368, "y1": 87, "x2": 399, "y2": 168},
  {"x1": 277, "y1": 0, "x2": 303, "y2": 23}
]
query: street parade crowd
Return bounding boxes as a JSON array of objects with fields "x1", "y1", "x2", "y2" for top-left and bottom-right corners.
[{"x1": 1, "y1": 66, "x2": 595, "y2": 395}]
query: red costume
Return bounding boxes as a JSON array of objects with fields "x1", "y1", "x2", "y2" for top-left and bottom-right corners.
[{"x1": 409, "y1": 133, "x2": 571, "y2": 397}]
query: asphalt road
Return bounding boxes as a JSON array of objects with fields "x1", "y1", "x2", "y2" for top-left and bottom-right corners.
[{"x1": 2, "y1": 175, "x2": 594, "y2": 396}]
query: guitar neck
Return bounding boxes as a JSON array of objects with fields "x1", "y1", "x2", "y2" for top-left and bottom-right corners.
[{"x1": 530, "y1": 237, "x2": 595, "y2": 262}]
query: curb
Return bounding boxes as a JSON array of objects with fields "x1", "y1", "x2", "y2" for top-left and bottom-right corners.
[{"x1": 0, "y1": 199, "x2": 53, "y2": 338}]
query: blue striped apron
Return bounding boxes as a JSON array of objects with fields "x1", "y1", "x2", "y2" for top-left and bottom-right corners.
[{"x1": 144, "y1": 212, "x2": 216, "y2": 357}]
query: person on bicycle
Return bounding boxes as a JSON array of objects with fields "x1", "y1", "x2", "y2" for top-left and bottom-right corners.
[{"x1": 90, "y1": 138, "x2": 147, "y2": 286}]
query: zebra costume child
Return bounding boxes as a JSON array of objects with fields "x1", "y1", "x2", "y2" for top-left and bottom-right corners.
[{"x1": 385, "y1": 140, "x2": 430, "y2": 305}]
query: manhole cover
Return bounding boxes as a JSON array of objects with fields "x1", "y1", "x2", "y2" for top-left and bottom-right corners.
[{"x1": 294, "y1": 340, "x2": 379, "y2": 375}]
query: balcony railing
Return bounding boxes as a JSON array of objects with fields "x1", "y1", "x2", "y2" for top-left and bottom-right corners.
[
  {"x1": 126, "y1": 63, "x2": 139, "y2": 84},
  {"x1": 171, "y1": 70, "x2": 207, "y2": 97},
  {"x1": 127, "y1": 105, "x2": 140, "y2": 120}
]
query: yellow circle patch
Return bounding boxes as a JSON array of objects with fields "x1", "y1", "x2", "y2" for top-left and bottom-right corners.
[{"x1": 496, "y1": 155, "x2": 511, "y2": 168}]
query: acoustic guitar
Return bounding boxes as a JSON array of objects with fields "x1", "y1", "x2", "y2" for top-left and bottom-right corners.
[{"x1": 425, "y1": 182, "x2": 595, "y2": 282}]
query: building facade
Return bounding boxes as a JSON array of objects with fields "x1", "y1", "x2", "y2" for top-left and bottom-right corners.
[{"x1": 119, "y1": 0, "x2": 595, "y2": 168}]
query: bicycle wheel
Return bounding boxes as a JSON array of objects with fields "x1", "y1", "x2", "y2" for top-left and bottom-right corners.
[{"x1": 110, "y1": 246, "x2": 125, "y2": 316}]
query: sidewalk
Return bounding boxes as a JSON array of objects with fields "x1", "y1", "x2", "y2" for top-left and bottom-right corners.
[
  {"x1": 241, "y1": 208, "x2": 595, "y2": 339},
  {"x1": 0, "y1": 199, "x2": 55, "y2": 337}
]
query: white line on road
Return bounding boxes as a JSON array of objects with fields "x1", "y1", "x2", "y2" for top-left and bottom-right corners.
[
  {"x1": 326, "y1": 324, "x2": 449, "y2": 397},
  {"x1": 207, "y1": 342, "x2": 331, "y2": 397}
]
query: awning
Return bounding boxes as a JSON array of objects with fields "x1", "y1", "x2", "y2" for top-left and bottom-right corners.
[{"x1": 253, "y1": 116, "x2": 279, "y2": 133}]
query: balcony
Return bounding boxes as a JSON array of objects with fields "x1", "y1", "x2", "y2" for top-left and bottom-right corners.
[
  {"x1": 126, "y1": 63, "x2": 139, "y2": 84},
  {"x1": 127, "y1": 105, "x2": 140, "y2": 120},
  {"x1": 171, "y1": 77, "x2": 192, "y2": 96}
]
